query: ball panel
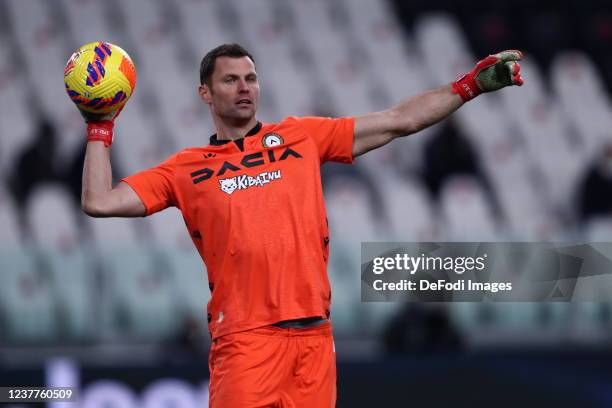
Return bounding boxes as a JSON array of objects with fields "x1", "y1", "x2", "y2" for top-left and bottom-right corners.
[
  {"x1": 119, "y1": 55, "x2": 137, "y2": 92},
  {"x1": 64, "y1": 42, "x2": 136, "y2": 114}
]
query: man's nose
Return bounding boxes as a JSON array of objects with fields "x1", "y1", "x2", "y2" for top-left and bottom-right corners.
[{"x1": 238, "y1": 79, "x2": 250, "y2": 93}]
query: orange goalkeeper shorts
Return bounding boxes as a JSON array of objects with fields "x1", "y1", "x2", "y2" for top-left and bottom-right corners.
[{"x1": 208, "y1": 321, "x2": 336, "y2": 408}]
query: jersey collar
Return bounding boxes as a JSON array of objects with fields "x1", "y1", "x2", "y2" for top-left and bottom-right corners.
[{"x1": 209, "y1": 121, "x2": 262, "y2": 146}]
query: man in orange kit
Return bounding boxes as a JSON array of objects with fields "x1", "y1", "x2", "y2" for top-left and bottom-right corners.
[{"x1": 80, "y1": 44, "x2": 523, "y2": 407}]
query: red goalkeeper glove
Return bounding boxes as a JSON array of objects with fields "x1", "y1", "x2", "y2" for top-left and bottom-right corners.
[
  {"x1": 453, "y1": 50, "x2": 524, "y2": 102},
  {"x1": 81, "y1": 107, "x2": 124, "y2": 148}
]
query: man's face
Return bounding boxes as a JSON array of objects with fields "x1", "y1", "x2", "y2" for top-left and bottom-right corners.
[{"x1": 199, "y1": 56, "x2": 259, "y2": 124}]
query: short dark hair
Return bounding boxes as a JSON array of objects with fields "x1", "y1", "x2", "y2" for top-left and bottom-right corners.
[{"x1": 199, "y1": 43, "x2": 255, "y2": 87}]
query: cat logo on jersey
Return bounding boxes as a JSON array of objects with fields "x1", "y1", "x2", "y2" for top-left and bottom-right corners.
[{"x1": 262, "y1": 133, "x2": 284, "y2": 148}]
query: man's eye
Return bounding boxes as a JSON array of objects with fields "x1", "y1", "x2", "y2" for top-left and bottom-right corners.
[{"x1": 225, "y1": 78, "x2": 235, "y2": 83}]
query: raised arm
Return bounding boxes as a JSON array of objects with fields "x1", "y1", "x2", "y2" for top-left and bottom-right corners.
[
  {"x1": 352, "y1": 50, "x2": 524, "y2": 158},
  {"x1": 80, "y1": 114, "x2": 146, "y2": 217}
]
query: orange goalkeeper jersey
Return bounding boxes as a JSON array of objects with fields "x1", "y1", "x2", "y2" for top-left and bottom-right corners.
[{"x1": 122, "y1": 116, "x2": 355, "y2": 339}]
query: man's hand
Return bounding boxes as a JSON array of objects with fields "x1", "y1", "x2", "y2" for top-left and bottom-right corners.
[
  {"x1": 453, "y1": 50, "x2": 524, "y2": 102},
  {"x1": 80, "y1": 107, "x2": 123, "y2": 148},
  {"x1": 79, "y1": 109, "x2": 121, "y2": 124}
]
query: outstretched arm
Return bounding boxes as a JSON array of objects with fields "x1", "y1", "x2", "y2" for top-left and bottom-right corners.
[
  {"x1": 353, "y1": 84, "x2": 462, "y2": 157},
  {"x1": 352, "y1": 50, "x2": 524, "y2": 158}
]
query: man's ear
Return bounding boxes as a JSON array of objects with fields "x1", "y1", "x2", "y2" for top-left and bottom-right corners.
[{"x1": 199, "y1": 84, "x2": 212, "y2": 104}]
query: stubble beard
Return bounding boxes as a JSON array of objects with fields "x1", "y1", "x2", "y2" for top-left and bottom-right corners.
[{"x1": 220, "y1": 105, "x2": 256, "y2": 127}]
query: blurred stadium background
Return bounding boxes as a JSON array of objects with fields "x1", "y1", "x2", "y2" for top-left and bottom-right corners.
[{"x1": 2, "y1": 0, "x2": 612, "y2": 406}]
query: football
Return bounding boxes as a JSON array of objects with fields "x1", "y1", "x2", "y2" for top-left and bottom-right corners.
[{"x1": 64, "y1": 41, "x2": 137, "y2": 114}]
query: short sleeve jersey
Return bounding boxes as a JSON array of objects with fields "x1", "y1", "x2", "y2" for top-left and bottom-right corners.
[{"x1": 122, "y1": 116, "x2": 355, "y2": 339}]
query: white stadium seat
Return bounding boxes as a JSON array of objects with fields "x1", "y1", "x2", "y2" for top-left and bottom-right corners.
[
  {"x1": 28, "y1": 184, "x2": 95, "y2": 339},
  {"x1": 148, "y1": 208, "x2": 210, "y2": 322},
  {"x1": 438, "y1": 176, "x2": 499, "y2": 241},
  {"x1": 552, "y1": 52, "x2": 612, "y2": 160},
  {"x1": 88, "y1": 213, "x2": 180, "y2": 338},
  {"x1": 4, "y1": 0, "x2": 82, "y2": 157},
  {"x1": 0, "y1": 184, "x2": 59, "y2": 342},
  {"x1": 0, "y1": 36, "x2": 34, "y2": 171}
]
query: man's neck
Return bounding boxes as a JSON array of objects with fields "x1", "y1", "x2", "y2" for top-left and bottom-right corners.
[{"x1": 213, "y1": 116, "x2": 259, "y2": 141}]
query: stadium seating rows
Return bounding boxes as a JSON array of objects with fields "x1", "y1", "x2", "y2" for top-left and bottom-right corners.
[{"x1": 0, "y1": 0, "x2": 611, "y2": 345}]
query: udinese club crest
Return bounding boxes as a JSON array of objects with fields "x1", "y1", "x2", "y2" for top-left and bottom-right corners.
[{"x1": 262, "y1": 133, "x2": 284, "y2": 148}]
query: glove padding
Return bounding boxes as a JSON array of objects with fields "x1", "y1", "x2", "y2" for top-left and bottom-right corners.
[
  {"x1": 453, "y1": 50, "x2": 524, "y2": 102},
  {"x1": 80, "y1": 107, "x2": 123, "y2": 148}
]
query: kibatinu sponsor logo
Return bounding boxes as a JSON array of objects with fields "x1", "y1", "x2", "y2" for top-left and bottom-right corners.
[{"x1": 219, "y1": 170, "x2": 282, "y2": 195}]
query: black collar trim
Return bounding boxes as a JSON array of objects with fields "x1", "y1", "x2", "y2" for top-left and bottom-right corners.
[{"x1": 209, "y1": 122, "x2": 262, "y2": 146}]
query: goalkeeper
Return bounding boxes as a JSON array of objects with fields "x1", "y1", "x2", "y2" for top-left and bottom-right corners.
[{"x1": 80, "y1": 45, "x2": 523, "y2": 407}]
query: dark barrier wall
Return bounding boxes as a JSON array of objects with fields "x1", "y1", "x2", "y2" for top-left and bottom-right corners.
[{"x1": 1, "y1": 354, "x2": 611, "y2": 407}]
